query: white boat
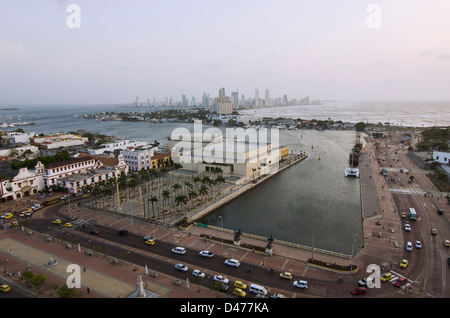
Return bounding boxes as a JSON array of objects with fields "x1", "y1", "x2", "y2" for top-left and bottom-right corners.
[{"x1": 345, "y1": 167, "x2": 360, "y2": 178}]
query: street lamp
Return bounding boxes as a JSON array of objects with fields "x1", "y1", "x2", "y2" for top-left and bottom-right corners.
[{"x1": 218, "y1": 215, "x2": 223, "y2": 257}]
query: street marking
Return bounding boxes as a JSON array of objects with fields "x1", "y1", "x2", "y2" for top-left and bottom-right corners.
[{"x1": 389, "y1": 188, "x2": 427, "y2": 196}]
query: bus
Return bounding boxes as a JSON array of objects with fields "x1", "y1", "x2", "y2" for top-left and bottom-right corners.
[{"x1": 409, "y1": 208, "x2": 417, "y2": 220}]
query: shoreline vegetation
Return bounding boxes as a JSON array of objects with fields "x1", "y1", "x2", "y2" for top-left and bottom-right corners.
[{"x1": 75, "y1": 108, "x2": 449, "y2": 131}]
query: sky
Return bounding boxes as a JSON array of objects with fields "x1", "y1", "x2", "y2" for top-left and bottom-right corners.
[{"x1": 1, "y1": 0, "x2": 450, "y2": 105}]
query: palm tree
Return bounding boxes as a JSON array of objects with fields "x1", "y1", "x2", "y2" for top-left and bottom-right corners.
[
  {"x1": 188, "y1": 190, "x2": 198, "y2": 210},
  {"x1": 199, "y1": 184, "x2": 208, "y2": 203},
  {"x1": 172, "y1": 183, "x2": 182, "y2": 196},
  {"x1": 214, "y1": 175, "x2": 225, "y2": 194},
  {"x1": 162, "y1": 189, "x2": 171, "y2": 212},
  {"x1": 149, "y1": 196, "x2": 158, "y2": 219},
  {"x1": 193, "y1": 175, "x2": 201, "y2": 189},
  {"x1": 175, "y1": 194, "x2": 188, "y2": 212}
]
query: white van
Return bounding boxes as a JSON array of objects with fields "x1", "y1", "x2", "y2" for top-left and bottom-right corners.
[
  {"x1": 249, "y1": 283, "x2": 267, "y2": 296},
  {"x1": 171, "y1": 246, "x2": 186, "y2": 255}
]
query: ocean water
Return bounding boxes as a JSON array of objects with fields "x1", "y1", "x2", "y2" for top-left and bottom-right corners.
[{"x1": 240, "y1": 100, "x2": 450, "y2": 128}]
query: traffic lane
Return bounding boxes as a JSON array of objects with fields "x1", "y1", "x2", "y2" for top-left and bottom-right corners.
[{"x1": 0, "y1": 277, "x2": 35, "y2": 298}]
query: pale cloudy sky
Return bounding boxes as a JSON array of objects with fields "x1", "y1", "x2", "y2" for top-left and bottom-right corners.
[{"x1": 0, "y1": 0, "x2": 450, "y2": 105}]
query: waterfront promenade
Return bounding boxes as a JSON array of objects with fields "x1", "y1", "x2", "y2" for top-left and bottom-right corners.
[{"x1": 1, "y1": 138, "x2": 447, "y2": 298}]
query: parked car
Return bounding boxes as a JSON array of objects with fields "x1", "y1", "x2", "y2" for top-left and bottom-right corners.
[
  {"x1": 0, "y1": 284, "x2": 11, "y2": 293},
  {"x1": 214, "y1": 275, "x2": 229, "y2": 285},
  {"x1": 145, "y1": 239, "x2": 155, "y2": 245},
  {"x1": 357, "y1": 278, "x2": 368, "y2": 287},
  {"x1": 199, "y1": 250, "x2": 214, "y2": 258},
  {"x1": 293, "y1": 280, "x2": 308, "y2": 289},
  {"x1": 351, "y1": 287, "x2": 367, "y2": 295},
  {"x1": 119, "y1": 229, "x2": 128, "y2": 236},
  {"x1": 192, "y1": 269, "x2": 205, "y2": 278},
  {"x1": 90, "y1": 228, "x2": 99, "y2": 235},
  {"x1": 224, "y1": 258, "x2": 240, "y2": 267},
  {"x1": 234, "y1": 281, "x2": 247, "y2": 289},
  {"x1": 406, "y1": 241, "x2": 412, "y2": 251},
  {"x1": 279, "y1": 272, "x2": 293, "y2": 280},
  {"x1": 394, "y1": 278, "x2": 407, "y2": 287},
  {"x1": 400, "y1": 259, "x2": 408, "y2": 268},
  {"x1": 381, "y1": 272, "x2": 393, "y2": 282},
  {"x1": 171, "y1": 247, "x2": 186, "y2": 255},
  {"x1": 174, "y1": 264, "x2": 188, "y2": 272},
  {"x1": 212, "y1": 281, "x2": 228, "y2": 293},
  {"x1": 233, "y1": 288, "x2": 246, "y2": 298}
]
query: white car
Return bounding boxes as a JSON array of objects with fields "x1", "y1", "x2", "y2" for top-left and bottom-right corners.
[
  {"x1": 199, "y1": 251, "x2": 214, "y2": 258},
  {"x1": 213, "y1": 275, "x2": 229, "y2": 285},
  {"x1": 406, "y1": 241, "x2": 412, "y2": 251},
  {"x1": 171, "y1": 247, "x2": 186, "y2": 255},
  {"x1": 224, "y1": 258, "x2": 240, "y2": 267},
  {"x1": 293, "y1": 280, "x2": 308, "y2": 289},
  {"x1": 192, "y1": 269, "x2": 205, "y2": 278},
  {"x1": 415, "y1": 241, "x2": 422, "y2": 249},
  {"x1": 404, "y1": 223, "x2": 411, "y2": 232},
  {"x1": 174, "y1": 264, "x2": 188, "y2": 272},
  {"x1": 143, "y1": 236, "x2": 155, "y2": 241}
]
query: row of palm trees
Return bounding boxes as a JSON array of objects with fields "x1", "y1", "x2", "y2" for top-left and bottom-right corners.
[{"x1": 85, "y1": 165, "x2": 227, "y2": 223}]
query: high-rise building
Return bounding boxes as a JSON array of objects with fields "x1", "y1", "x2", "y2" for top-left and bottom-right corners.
[
  {"x1": 219, "y1": 88, "x2": 226, "y2": 103},
  {"x1": 202, "y1": 92, "x2": 210, "y2": 109},
  {"x1": 255, "y1": 88, "x2": 259, "y2": 107},
  {"x1": 265, "y1": 89, "x2": 271, "y2": 107},
  {"x1": 182, "y1": 94, "x2": 188, "y2": 107},
  {"x1": 240, "y1": 94, "x2": 246, "y2": 108},
  {"x1": 231, "y1": 91, "x2": 239, "y2": 110}
]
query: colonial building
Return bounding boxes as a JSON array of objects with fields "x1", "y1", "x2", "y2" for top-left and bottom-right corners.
[
  {"x1": 0, "y1": 163, "x2": 44, "y2": 201},
  {"x1": 1, "y1": 154, "x2": 129, "y2": 201}
]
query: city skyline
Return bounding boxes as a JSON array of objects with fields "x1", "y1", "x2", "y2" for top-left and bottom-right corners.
[{"x1": 1, "y1": 1, "x2": 450, "y2": 105}]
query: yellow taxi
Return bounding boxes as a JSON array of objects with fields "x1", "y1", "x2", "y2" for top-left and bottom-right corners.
[
  {"x1": 53, "y1": 219, "x2": 62, "y2": 224},
  {"x1": 444, "y1": 240, "x2": 450, "y2": 247},
  {"x1": 0, "y1": 284, "x2": 11, "y2": 293},
  {"x1": 401, "y1": 212, "x2": 406, "y2": 218},
  {"x1": 279, "y1": 272, "x2": 293, "y2": 280},
  {"x1": 3, "y1": 213, "x2": 13, "y2": 219},
  {"x1": 400, "y1": 259, "x2": 408, "y2": 268},
  {"x1": 10, "y1": 221, "x2": 19, "y2": 227},
  {"x1": 234, "y1": 281, "x2": 247, "y2": 290},
  {"x1": 232, "y1": 288, "x2": 246, "y2": 298},
  {"x1": 145, "y1": 239, "x2": 155, "y2": 245},
  {"x1": 63, "y1": 222, "x2": 72, "y2": 228},
  {"x1": 380, "y1": 272, "x2": 393, "y2": 282}
]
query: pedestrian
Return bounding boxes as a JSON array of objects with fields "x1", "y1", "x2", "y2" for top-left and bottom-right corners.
[{"x1": 87, "y1": 287, "x2": 90, "y2": 294}]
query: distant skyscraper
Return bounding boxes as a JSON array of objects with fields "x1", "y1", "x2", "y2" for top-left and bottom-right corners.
[
  {"x1": 219, "y1": 88, "x2": 226, "y2": 103},
  {"x1": 255, "y1": 88, "x2": 259, "y2": 107},
  {"x1": 182, "y1": 94, "x2": 188, "y2": 107},
  {"x1": 265, "y1": 89, "x2": 271, "y2": 107},
  {"x1": 231, "y1": 91, "x2": 239, "y2": 110},
  {"x1": 202, "y1": 92, "x2": 210, "y2": 109},
  {"x1": 240, "y1": 94, "x2": 245, "y2": 108}
]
